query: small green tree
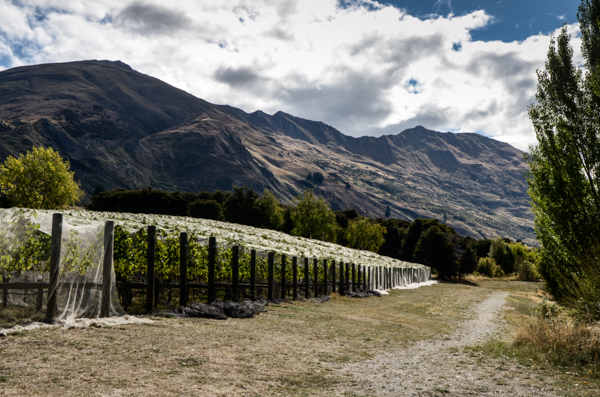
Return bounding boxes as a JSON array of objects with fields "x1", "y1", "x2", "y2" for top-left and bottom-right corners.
[
  {"x1": 258, "y1": 189, "x2": 284, "y2": 230},
  {"x1": 291, "y1": 190, "x2": 337, "y2": 241},
  {"x1": 414, "y1": 226, "x2": 457, "y2": 278},
  {"x1": 488, "y1": 237, "x2": 515, "y2": 274},
  {"x1": 313, "y1": 172, "x2": 325, "y2": 184},
  {"x1": 0, "y1": 146, "x2": 84, "y2": 209},
  {"x1": 346, "y1": 217, "x2": 387, "y2": 252},
  {"x1": 459, "y1": 247, "x2": 478, "y2": 276},
  {"x1": 477, "y1": 257, "x2": 504, "y2": 277},
  {"x1": 187, "y1": 199, "x2": 224, "y2": 220}
]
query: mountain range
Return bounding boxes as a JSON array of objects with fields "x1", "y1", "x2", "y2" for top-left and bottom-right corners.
[{"x1": 0, "y1": 60, "x2": 534, "y2": 244}]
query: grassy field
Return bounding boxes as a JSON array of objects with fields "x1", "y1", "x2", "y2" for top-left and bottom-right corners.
[{"x1": 0, "y1": 279, "x2": 596, "y2": 396}]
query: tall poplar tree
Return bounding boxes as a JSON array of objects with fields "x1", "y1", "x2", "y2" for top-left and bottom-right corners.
[{"x1": 526, "y1": 0, "x2": 600, "y2": 312}]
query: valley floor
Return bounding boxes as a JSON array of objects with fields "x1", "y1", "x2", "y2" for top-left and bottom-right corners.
[{"x1": 0, "y1": 280, "x2": 595, "y2": 396}]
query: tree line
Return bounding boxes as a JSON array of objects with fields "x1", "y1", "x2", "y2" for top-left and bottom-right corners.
[{"x1": 88, "y1": 185, "x2": 537, "y2": 280}]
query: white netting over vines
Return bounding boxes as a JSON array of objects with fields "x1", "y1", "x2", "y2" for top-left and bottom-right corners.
[{"x1": 0, "y1": 208, "x2": 126, "y2": 327}]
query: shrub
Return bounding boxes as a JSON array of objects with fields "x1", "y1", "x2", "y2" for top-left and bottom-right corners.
[
  {"x1": 477, "y1": 257, "x2": 504, "y2": 277},
  {"x1": 488, "y1": 237, "x2": 514, "y2": 274},
  {"x1": 187, "y1": 199, "x2": 223, "y2": 220},
  {"x1": 414, "y1": 226, "x2": 457, "y2": 278},
  {"x1": 514, "y1": 300, "x2": 600, "y2": 368},
  {"x1": 514, "y1": 260, "x2": 539, "y2": 281}
]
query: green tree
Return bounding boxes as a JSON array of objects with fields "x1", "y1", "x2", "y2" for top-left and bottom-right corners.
[
  {"x1": 0, "y1": 146, "x2": 84, "y2": 209},
  {"x1": 187, "y1": 199, "x2": 224, "y2": 220},
  {"x1": 477, "y1": 257, "x2": 503, "y2": 278},
  {"x1": 459, "y1": 247, "x2": 478, "y2": 276},
  {"x1": 258, "y1": 189, "x2": 284, "y2": 230},
  {"x1": 346, "y1": 217, "x2": 387, "y2": 252},
  {"x1": 414, "y1": 226, "x2": 457, "y2": 278},
  {"x1": 526, "y1": 0, "x2": 600, "y2": 307},
  {"x1": 223, "y1": 186, "x2": 262, "y2": 227},
  {"x1": 290, "y1": 190, "x2": 337, "y2": 241},
  {"x1": 488, "y1": 237, "x2": 515, "y2": 274}
]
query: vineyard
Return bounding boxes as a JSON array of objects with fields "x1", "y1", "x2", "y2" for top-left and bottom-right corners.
[{"x1": 0, "y1": 208, "x2": 431, "y2": 325}]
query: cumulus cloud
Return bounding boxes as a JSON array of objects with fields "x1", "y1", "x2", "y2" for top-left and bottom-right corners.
[
  {"x1": 114, "y1": 2, "x2": 193, "y2": 35},
  {"x1": 0, "y1": 0, "x2": 584, "y2": 151}
]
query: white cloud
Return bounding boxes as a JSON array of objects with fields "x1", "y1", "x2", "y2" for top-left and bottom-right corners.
[{"x1": 0, "y1": 0, "x2": 584, "y2": 151}]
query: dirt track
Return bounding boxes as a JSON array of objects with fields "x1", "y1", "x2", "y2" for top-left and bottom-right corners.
[{"x1": 345, "y1": 291, "x2": 560, "y2": 396}]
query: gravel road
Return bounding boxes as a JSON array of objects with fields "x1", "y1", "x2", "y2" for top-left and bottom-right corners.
[{"x1": 344, "y1": 292, "x2": 562, "y2": 396}]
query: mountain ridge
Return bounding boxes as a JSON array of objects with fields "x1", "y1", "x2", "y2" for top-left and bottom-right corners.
[{"x1": 0, "y1": 60, "x2": 534, "y2": 243}]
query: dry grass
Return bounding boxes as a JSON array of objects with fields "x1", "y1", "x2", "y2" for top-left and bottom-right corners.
[
  {"x1": 0, "y1": 280, "x2": 571, "y2": 396},
  {"x1": 465, "y1": 283, "x2": 600, "y2": 396},
  {"x1": 514, "y1": 314, "x2": 600, "y2": 367},
  {"x1": 0, "y1": 282, "x2": 491, "y2": 396}
]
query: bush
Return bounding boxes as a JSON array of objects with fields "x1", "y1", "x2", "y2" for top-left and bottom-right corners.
[
  {"x1": 515, "y1": 260, "x2": 539, "y2": 281},
  {"x1": 187, "y1": 199, "x2": 223, "y2": 220},
  {"x1": 488, "y1": 237, "x2": 514, "y2": 274},
  {"x1": 477, "y1": 257, "x2": 504, "y2": 277},
  {"x1": 459, "y1": 247, "x2": 478, "y2": 276},
  {"x1": 514, "y1": 301, "x2": 600, "y2": 368},
  {"x1": 414, "y1": 226, "x2": 457, "y2": 278}
]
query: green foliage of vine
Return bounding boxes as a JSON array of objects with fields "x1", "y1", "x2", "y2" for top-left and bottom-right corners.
[
  {"x1": 61, "y1": 229, "x2": 102, "y2": 276},
  {"x1": 0, "y1": 212, "x2": 50, "y2": 277},
  {"x1": 112, "y1": 226, "x2": 274, "y2": 284}
]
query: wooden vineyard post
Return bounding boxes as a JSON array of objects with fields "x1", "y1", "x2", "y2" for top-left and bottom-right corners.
[
  {"x1": 280, "y1": 254, "x2": 286, "y2": 300},
  {"x1": 231, "y1": 246, "x2": 240, "y2": 302},
  {"x1": 313, "y1": 258, "x2": 318, "y2": 297},
  {"x1": 100, "y1": 220, "x2": 114, "y2": 318},
  {"x1": 2, "y1": 272, "x2": 7, "y2": 308},
  {"x1": 352, "y1": 263, "x2": 356, "y2": 292},
  {"x1": 331, "y1": 259, "x2": 336, "y2": 294},
  {"x1": 386, "y1": 267, "x2": 389, "y2": 289},
  {"x1": 304, "y1": 258, "x2": 309, "y2": 299},
  {"x1": 357, "y1": 265, "x2": 361, "y2": 291},
  {"x1": 385, "y1": 267, "x2": 388, "y2": 290},
  {"x1": 250, "y1": 249, "x2": 256, "y2": 299},
  {"x1": 45, "y1": 213, "x2": 63, "y2": 323},
  {"x1": 207, "y1": 237, "x2": 217, "y2": 303},
  {"x1": 146, "y1": 225, "x2": 156, "y2": 313},
  {"x1": 36, "y1": 286, "x2": 43, "y2": 311},
  {"x1": 323, "y1": 259, "x2": 328, "y2": 296},
  {"x1": 179, "y1": 232, "x2": 188, "y2": 308},
  {"x1": 292, "y1": 257, "x2": 298, "y2": 300},
  {"x1": 339, "y1": 261, "x2": 345, "y2": 295},
  {"x1": 267, "y1": 252, "x2": 274, "y2": 301},
  {"x1": 345, "y1": 262, "x2": 350, "y2": 292}
]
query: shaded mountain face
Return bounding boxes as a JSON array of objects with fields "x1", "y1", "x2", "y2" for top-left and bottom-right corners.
[{"x1": 0, "y1": 60, "x2": 534, "y2": 243}]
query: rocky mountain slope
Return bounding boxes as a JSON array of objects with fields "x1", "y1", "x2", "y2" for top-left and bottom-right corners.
[{"x1": 0, "y1": 60, "x2": 534, "y2": 243}]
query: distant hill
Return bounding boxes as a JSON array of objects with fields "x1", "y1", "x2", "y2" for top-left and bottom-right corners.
[{"x1": 0, "y1": 60, "x2": 534, "y2": 243}]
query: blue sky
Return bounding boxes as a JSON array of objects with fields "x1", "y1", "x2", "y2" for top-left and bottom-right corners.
[
  {"x1": 0, "y1": 0, "x2": 586, "y2": 150},
  {"x1": 380, "y1": 0, "x2": 580, "y2": 42}
]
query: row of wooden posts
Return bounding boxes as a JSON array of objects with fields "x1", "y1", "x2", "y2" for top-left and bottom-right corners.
[
  {"x1": 146, "y1": 225, "x2": 430, "y2": 313},
  {"x1": 1, "y1": 214, "x2": 431, "y2": 322}
]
